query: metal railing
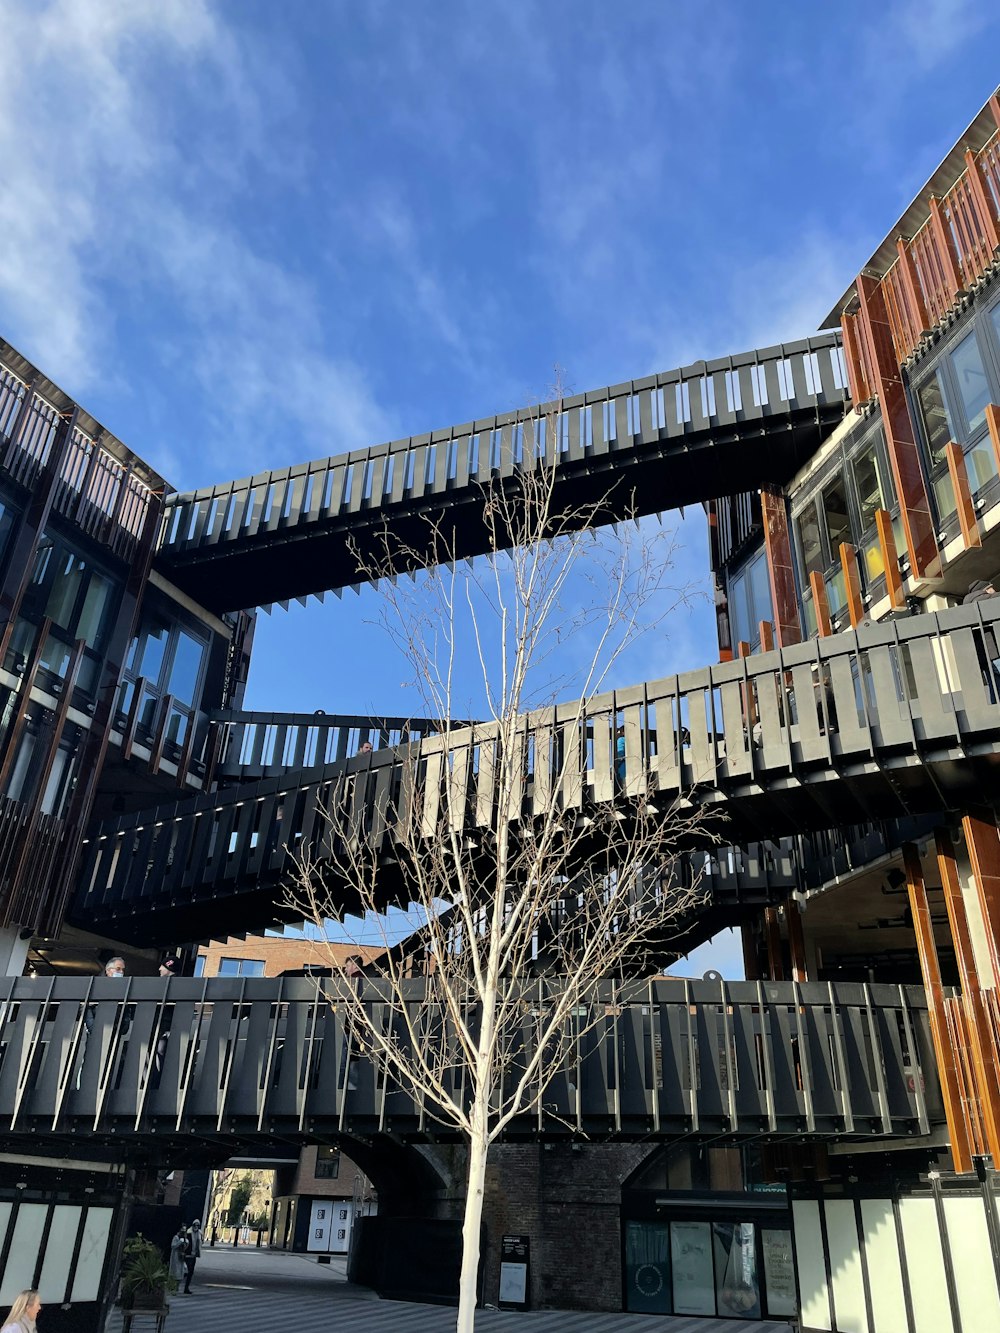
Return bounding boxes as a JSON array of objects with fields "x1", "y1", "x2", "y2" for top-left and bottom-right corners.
[
  {"x1": 0, "y1": 976, "x2": 938, "y2": 1145},
  {"x1": 154, "y1": 334, "x2": 848, "y2": 607},
  {"x1": 75, "y1": 599, "x2": 1000, "y2": 938}
]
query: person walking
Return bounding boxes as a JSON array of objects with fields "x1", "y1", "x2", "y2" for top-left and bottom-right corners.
[
  {"x1": 1, "y1": 1291, "x2": 42, "y2": 1333},
  {"x1": 169, "y1": 1226, "x2": 188, "y2": 1292},
  {"x1": 183, "y1": 1220, "x2": 203, "y2": 1293}
]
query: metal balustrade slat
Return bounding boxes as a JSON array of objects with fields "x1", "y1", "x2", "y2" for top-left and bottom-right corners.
[
  {"x1": 719, "y1": 678, "x2": 751, "y2": 778},
  {"x1": 222, "y1": 987, "x2": 277, "y2": 1126},
  {"x1": 421, "y1": 744, "x2": 443, "y2": 838},
  {"x1": 507, "y1": 727, "x2": 527, "y2": 821},
  {"x1": 447, "y1": 741, "x2": 471, "y2": 832},
  {"x1": 763, "y1": 996, "x2": 801, "y2": 1126},
  {"x1": 731, "y1": 1003, "x2": 766, "y2": 1122},
  {"x1": 567, "y1": 406, "x2": 583, "y2": 461},
  {"x1": 178, "y1": 810, "x2": 217, "y2": 892},
  {"x1": 863, "y1": 984, "x2": 894, "y2": 1133},
  {"x1": 590, "y1": 399, "x2": 608, "y2": 456},
  {"x1": 468, "y1": 731, "x2": 493, "y2": 828},
  {"x1": 817, "y1": 344, "x2": 840, "y2": 402},
  {"x1": 408, "y1": 441, "x2": 429, "y2": 500},
  {"x1": 47, "y1": 991, "x2": 92, "y2": 1127},
  {"x1": 100, "y1": 999, "x2": 159, "y2": 1126},
  {"x1": 755, "y1": 669, "x2": 791, "y2": 773},
  {"x1": 654, "y1": 684, "x2": 681, "y2": 792},
  {"x1": 762, "y1": 359, "x2": 783, "y2": 413},
  {"x1": 532, "y1": 718, "x2": 553, "y2": 816},
  {"x1": 616, "y1": 1007, "x2": 651, "y2": 1131},
  {"x1": 633, "y1": 388, "x2": 651, "y2": 444},
  {"x1": 348, "y1": 457, "x2": 367, "y2": 513},
  {"x1": 591, "y1": 712, "x2": 613, "y2": 804},
  {"x1": 612, "y1": 397, "x2": 630, "y2": 454},
  {"x1": 825, "y1": 654, "x2": 872, "y2": 757},
  {"x1": 144, "y1": 820, "x2": 177, "y2": 899},
  {"x1": 711, "y1": 369, "x2": 737, "y2": 428},
  {"x1": 685, "y1": 678, "x2": 715, "y2": 785},
  {"x1": 788, "y1": 661, "x2": 829, "y2": 763},
  {"x1": 950, "y1": 626, "x2": 1000, "y2": 729},
  {"x1": 866, "y1": 645, "x2": 913, "y2": 749},
  {"x1": 349, "y1": 768, "x2": 371, "y2": 844},
  {"x1": 791, "y1": 984, "x2": 817, "y2": 1133},
  {"x1": 736, "y1": 363, "x2": 763, "y2": 422},
  {"x1": 789, "y1": 350, "x2": 810, "y2": 404},
  {"x1": 904, "y1": 639, "x2": 956, "y2": 741},
  {"x1": 241, "y1": 795, "x2": 278, "y2": 877},
  {"x1": 220, "y1": 801, "x2": 258, "y2": 883},
  {"x1": 622, "y1": 703, "x2": 644, "y2": 798},
  {"x1": 368, "y1": 763, "x2": 394, "y2": 848},
  {"x1": 559, "y1": 715, "x2": 583, "y2": 811}
]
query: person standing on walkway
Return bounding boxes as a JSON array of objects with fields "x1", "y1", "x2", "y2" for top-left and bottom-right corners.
[
  {"x1": 183, "y1": 1220, "x2": 203, "y2": 1293},
  {"x1": 169, "y1": 1226, "x2": 189, "y2": 1291},
  {"x1": 2, "y1": 1291, "x2": 42, "y2": 1333}
]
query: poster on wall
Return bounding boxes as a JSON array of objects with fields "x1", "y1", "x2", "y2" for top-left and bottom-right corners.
[
  {"x1": 714, "y1": 1222, "x2": 760, "y2": 1319},
  {"x1": 670, "y1": 1221, "x2": 715, "y2": 1316},
  {"x1": 306, "y1": 1200, "x2": 354, "y2": 1253},
  {"x1": 761, "y1": 1228, "x2": 797, "y2": 1317},
  {"x1": 624, "y1": 1221, "x2": 671, "y2": 1315}
]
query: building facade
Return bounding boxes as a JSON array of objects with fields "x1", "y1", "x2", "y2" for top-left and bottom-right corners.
[{"x1": 0, "y1": 89, "x2": 999, "y2": 1333}]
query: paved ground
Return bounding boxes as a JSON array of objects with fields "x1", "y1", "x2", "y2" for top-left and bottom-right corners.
[{"x1": 107, "y1": 1246, "x2": 794, "y2": 1333}]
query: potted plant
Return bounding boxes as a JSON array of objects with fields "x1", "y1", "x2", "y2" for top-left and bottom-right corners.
[{"x1": 119, "y1": 1234, "x2": 178, "y2": 1309}]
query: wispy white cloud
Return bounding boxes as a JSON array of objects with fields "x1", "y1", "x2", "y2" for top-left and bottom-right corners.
[{"x1": 0, "y1": 0, "x2": 390, "y2": 486}]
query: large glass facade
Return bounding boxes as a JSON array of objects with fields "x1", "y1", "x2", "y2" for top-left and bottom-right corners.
[
  {"x1": 913, "y1": 309, "x2": 1000, "y2": 525},
  {"x1": 2, "y1": 530, "x2": 120, "y2": 697},
  {"x1": 119, "y1": 611, "x2": 209, "y2": 753},
  {"x1": 727, "y1": 549, "x2": 773, "y2": 651}
]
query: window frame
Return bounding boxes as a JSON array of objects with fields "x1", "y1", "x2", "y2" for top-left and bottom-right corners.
[{"x1": 911, "y1": 304, "x2": 1000, "y2": 528}]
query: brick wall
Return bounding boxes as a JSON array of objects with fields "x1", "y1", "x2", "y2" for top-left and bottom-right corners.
[
  {"x1": 195, "y1": 934, "x2": 382, "y2": 977},
  {"x1": 480, "y1": 1143, "x2": 657, "y2": 1313}
]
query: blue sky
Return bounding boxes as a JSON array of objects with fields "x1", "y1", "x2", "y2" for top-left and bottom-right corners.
[{"x1": 2, "y1": 0, "x2": 999, "y2": 974}]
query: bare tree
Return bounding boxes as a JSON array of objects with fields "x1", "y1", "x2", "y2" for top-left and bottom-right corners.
[{"x1": 284, "y1": 395, "x2": 716, "y2": 1331}]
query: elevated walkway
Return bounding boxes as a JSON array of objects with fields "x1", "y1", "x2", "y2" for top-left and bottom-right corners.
[
  {"x1": 155, "y1": 334, "x2": 848, "y2": 612},
  {"x1": 72, "y1": 599, "x2": 1000, "y2": 945},
  {"x1": 0, "y1": 976, "x2": 938, "y2": 1160}
]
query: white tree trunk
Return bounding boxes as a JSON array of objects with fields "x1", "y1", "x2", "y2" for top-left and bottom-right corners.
[{"x1": 456, "y1": 1105, "x2": 490, "y2": 1333}]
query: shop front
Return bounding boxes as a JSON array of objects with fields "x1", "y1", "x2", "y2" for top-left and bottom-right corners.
[{"x1": 622, "y1": 1146, "x2": 796, "y2": 1321}]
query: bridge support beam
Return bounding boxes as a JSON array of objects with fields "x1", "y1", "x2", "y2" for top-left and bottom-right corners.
[{"x1": 902, "y1": 842, "x2": 975, "y2": 1173}]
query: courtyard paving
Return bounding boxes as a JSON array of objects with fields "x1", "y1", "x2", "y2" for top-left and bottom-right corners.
[{"x1": 106, "y1": 1246, "x2": 794, "y2": 1333}]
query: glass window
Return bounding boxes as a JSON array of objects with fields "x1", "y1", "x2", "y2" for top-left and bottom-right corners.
[
  {"x1": 44, "y1": 550, "x2": 85, "y2": 631},
  {"x1": 217, "y1": 957, "x2": 265, "y2": 977},
  {"x1": 821, "y1": 478, "x2": 851, "y2": 554},
  {"x1": 748, "y1": 557, "x2": 772, "y2": 633},
  {"x1": 727, "y1": 551, "x2": 772, "y2": 652},
  {"x1": 315, "y1": 1148, "x2": 341, "y2": 1180},
  {"x1": 77, "y1": 571, "x2": 113, "y2": 647},
  {"x1": 950, "y1": 330, "x2": 990, "y2": 434},
  {"x1": 136, "y1": 624, "x2": 169, "y2": 682},
  {"x1": 917, "y1": 372, "x2": 954, "y2": 467},
  {"x1": 193, "y1": 955, "x2": 206, "y2": 978},
  {"x1": 168, "y1": 630, "x2": 205, "y2": 705},
  {"x1": 796, "y1": 501, "x2": 824, "y2": 576},
  {"x1": 851, "y1": 444, "x2": 886, "y2": 531}
]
